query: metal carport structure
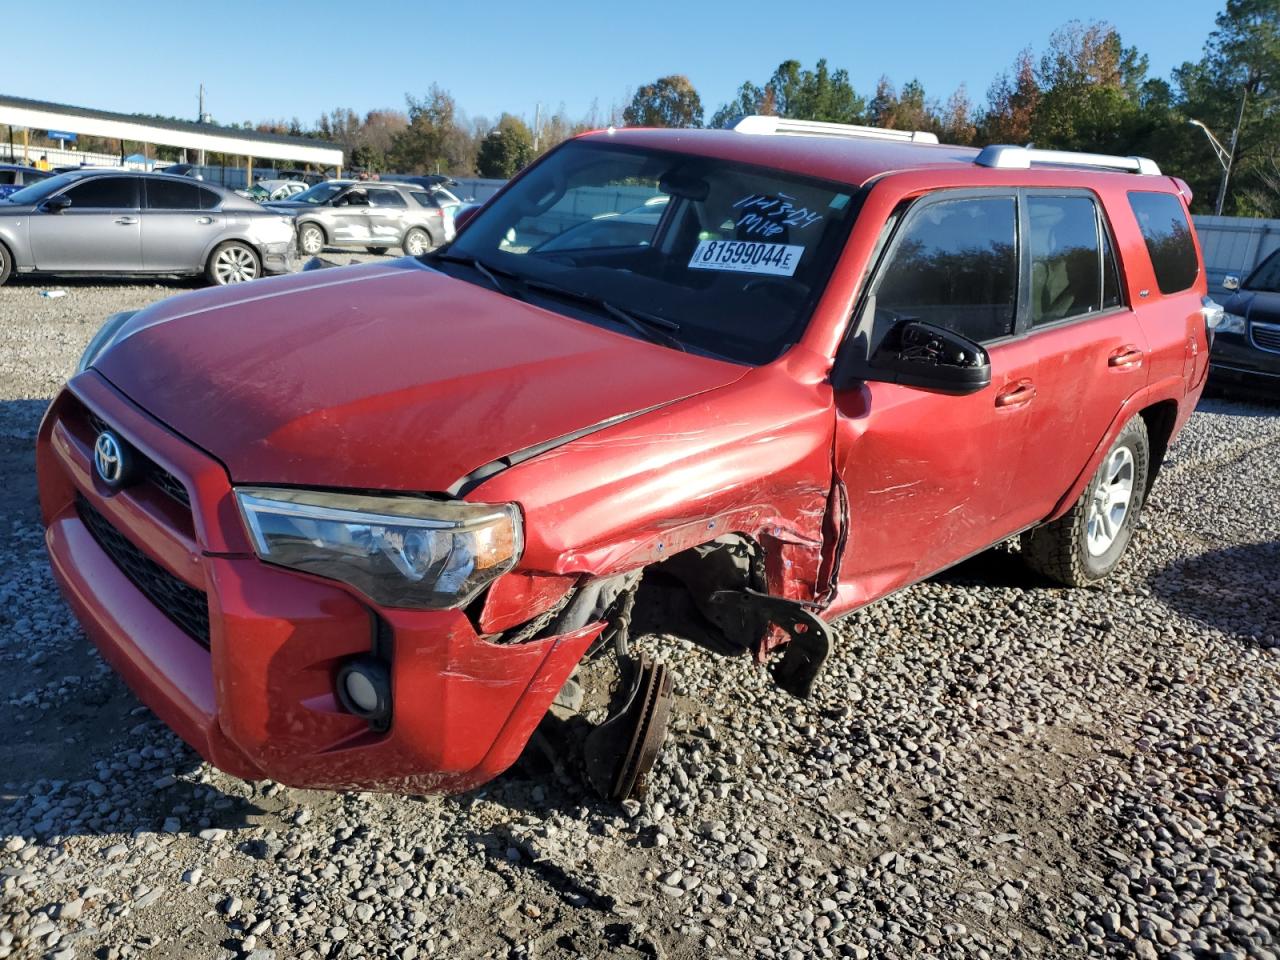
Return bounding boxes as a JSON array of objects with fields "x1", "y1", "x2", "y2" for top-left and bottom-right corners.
[{"x1": 0, "y1": 94, "x2": 343, "y2": 175}]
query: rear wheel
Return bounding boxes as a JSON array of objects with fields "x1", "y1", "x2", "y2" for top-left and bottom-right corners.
[
  {"x1": 402, "y1": 228, "x2": 430, "y2": 257},
  {"x1": 1021, "y1": 416, "x2": 1150, "y2": 586},
  {"x1": 206, "y1": 241, "x2": 261, "y2": 286},
  {"x1": 365, "y1": 246, "x2": 389, "y2": 255},
  {"x1": 0, "y1": 242, "x2": 11, "y2": 286},
  {"x1": 299, "y1": 223, "x2": 325, "y2": 256}
]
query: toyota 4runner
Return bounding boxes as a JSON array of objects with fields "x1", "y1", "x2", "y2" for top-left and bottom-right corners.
[{"x1": 38, "y1": 116, "x2": 1214, "y2": 799}]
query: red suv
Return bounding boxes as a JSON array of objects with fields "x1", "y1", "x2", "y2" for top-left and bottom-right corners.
[{"x1": 38, "y1": 117, "x2": 1213, "y2": 799}]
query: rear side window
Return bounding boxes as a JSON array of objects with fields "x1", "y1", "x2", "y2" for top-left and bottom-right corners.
[
  {"x1": 146, "y1": 179, "x2": 203, "y2": 210},
  {"x1": 1027, "y1": 195, "x2": 1122, "y2": 326},
  {"x1": 874, "y1": 196, "x2": 1018, "y2": 343},
  {"x1": 196, "y1": 187, "x2": 221, "y2": 210},
  {"x1": 63, "y1": 177, "x2": 139, "y2": 209},
  {"x1": 410, "y1": 192, "x2": 440, "y2": 208},
  {"x1": 1127, "y1": 192, "x2": 1198, "y2": 294},
  {"x1": 0, "y1": 171, "x2": 15, "y2": 186}
]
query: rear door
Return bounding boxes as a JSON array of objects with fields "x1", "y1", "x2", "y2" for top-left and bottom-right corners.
[
  {"x1": 365, "y1": 187, "x2": 408, "y2": 246},
  {"x1": 29, "y1": 176, "x2": 142, "y2": 271},
  {"x1": 141, "y1": 179, "x2": 224, "y2": 271},
  {"x1": 999, "y1": 190, "x2": 1150, "y2": 531}
]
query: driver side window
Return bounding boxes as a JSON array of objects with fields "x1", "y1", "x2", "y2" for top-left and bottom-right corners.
[{"x1": 874, "y1": 196, "x2": 1018, "y2": 344}]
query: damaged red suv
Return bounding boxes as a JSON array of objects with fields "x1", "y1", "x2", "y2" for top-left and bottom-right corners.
[{"x1": 39, "y1": 117, "x2": 1213, "y2": 799}]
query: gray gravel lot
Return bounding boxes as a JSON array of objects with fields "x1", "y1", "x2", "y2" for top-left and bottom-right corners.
[{"x1": 1, "y1": 271, "x2": 1278, "y2": 960}]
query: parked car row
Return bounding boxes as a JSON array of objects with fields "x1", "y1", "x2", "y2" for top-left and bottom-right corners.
[
  {"x1": 0, "y1": 163, "x2": 54, "y2": 199},
  {"x1": 0, "y1": 169, "x2": 463, "y2": 287}
]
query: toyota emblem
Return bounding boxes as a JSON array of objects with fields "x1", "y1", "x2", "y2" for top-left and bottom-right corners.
[{"x1": 94, "y1": 431, "x2": 127, "y2": 487}]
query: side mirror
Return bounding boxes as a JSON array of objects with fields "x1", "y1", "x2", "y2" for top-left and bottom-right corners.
[
  {"x1": 1222, "y1": 275, "x2": 1240, "y2": 291},
  {"x1": 453, "y1": 202, "x2": 484, "y2": 232},
  {"x1": 43, "y1": 195, "x2": 72, "y2": 213},
  {"x1": 868, "y1": 320, "x2": 991, "y2": 395}
]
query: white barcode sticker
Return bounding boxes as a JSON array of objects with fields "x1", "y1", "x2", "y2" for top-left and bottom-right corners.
[{"x1": 687, "y1": 239, "x2": 804, "y2": 276}]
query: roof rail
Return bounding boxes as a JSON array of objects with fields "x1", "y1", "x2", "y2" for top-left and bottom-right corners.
[
  {"x1": 733, "y1": 115, "x2": 940, "y2": 145},
  {"x1": 975, "y1": 145, "x2": 1161, "y2": 176}
]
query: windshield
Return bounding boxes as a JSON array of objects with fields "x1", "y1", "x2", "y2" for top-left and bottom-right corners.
[
  {"x1": 290, "y1": 182, "x2": 346, "y2": 205},
  {"x1": 4, "y1": 173, "x2": 76, "y2": 205},
  {"x1": 1244, "y1": 249, "x2": 1280, "y2": 293},
  {"x1": 440, "y1": 141, "x2": 858, "y2": 364}
]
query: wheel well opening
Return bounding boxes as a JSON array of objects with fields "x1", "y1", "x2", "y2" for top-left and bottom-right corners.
[{"x1": 1139, "y1": 400, "x2": 1179, "y2": 495}]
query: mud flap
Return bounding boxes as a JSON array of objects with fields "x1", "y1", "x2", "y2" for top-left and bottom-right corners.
[
  {"x1": 708, "y1": 589, "x2": 832, "y2": 699},
  {"x1": 582, "y1": 654, "x2": 674, "y2": 801}
]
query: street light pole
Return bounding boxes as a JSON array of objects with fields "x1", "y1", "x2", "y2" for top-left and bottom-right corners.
[{"x1": 1190, "y1": 87, "x2": 1249, "y2": 217}]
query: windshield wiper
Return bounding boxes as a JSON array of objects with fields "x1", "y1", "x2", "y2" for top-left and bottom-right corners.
[
  {"x1": 434, "y1": 252, "x2": 523, "y2": 299},
  {"x1": 520, "y1": 277, "x2": 686, "y2": 352}
]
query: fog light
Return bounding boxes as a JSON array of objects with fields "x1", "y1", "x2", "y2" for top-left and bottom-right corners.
[{"x1": 336, "y1": 657, "x2": 392, "y2": 728}]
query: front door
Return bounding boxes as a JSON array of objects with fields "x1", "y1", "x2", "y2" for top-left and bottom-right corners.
[
  {"x1": 29, "y1": 176, "x2": 142, "y2": 272},
  {"x1": 833, "y1": 192, "x2": 1037, "y2": 605},
  {"x1": 326, "y1": 188, "x2": 371, "y2": 244}
]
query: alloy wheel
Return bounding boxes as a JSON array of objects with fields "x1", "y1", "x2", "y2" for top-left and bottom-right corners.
[
  {"x1": 1086, "y1": 446, "x2": 1135, "y2": 556},
  {"x1": 405, "y1": 231, "x2": 427, "y2": 256},
  {"x1": 214, "y1": 246, "x2": 260, "y2": 285},
  {"x1": 301, "y1": 227, "x2": 323, "y2": 255}
]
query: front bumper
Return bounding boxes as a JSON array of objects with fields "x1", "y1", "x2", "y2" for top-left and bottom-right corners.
[
  {"x1": 1208, "y1": 330, "x2": 1280, "y2": 395},
  {"x1": 260, "y1": 239, "x2": 297, "y2": 275},
  {"x1": 37, "y1": 373, "x2": 600, "y2": 793}
]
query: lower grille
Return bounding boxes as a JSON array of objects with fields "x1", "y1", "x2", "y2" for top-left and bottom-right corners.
[
  {"x1": 76, "y1": 496, "x2": 211, "y2": 648},
  {"x1": 1251, "y1": 322, "x2": 1280, "y2": 355}
]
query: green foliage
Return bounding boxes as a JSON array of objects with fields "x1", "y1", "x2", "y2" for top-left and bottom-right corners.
[
  {"x1": 476, "y1": 114, "x2": 535, "y2": 178},
  {"x1": 623, "y1": 76, "x2": 704, "y2": 128},
  {"x1": 390, "y1": 87, "x2": 474, "y2": 176}
]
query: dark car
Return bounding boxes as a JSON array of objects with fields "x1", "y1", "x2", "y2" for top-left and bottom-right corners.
[
  {"x1": 0, "y1": 163, "x2": 53, "y2": 199},
  {"x1": 1210, "y1": 249, "x2": 1280, "y2": 395}
]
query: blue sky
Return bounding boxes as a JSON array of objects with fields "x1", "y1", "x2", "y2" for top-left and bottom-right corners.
[{"x1": 6, "y1": 0, "x2": 1221, "y2": 130}]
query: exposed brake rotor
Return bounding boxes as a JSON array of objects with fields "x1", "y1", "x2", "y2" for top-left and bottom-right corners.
[{"x1": 582, "y1": 653, "x2": 674, "y2": 801}]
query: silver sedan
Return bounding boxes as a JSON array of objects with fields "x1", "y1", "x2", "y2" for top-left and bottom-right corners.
[{"x1": 0, "y1": 170, "x2": 298, "y2": 287}]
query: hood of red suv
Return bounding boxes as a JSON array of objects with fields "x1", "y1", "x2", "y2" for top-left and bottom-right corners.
[{"x1": 94, "y1": 260, "x2": 749, "y2": 493}]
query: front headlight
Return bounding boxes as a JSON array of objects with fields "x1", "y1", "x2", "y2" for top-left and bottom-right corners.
[
  {"x1": 1217, "y1": 312, "x2": 1247, "y2": 335},
  {"x1": 235, "y1": 488, "x2": 522, "y2": 609},
  {"x1": 77, "y1": 310, "x2": 139, "y2": 374}
]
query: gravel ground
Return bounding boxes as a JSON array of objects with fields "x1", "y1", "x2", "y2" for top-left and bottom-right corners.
[{"x1": 1, "y1": 272, "x2": 1278, "y2": 960}]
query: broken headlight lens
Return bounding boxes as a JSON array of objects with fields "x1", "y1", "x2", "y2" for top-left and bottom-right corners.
[
  {"x1": 1216, "y1": 311, "x2": 1247, "y2": 335},
  {"x1": 234, "y1": 487, "x2": 522, "y2": 609}
]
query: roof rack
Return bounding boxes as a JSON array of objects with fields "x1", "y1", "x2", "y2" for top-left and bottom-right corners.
[
  {"x1": 975, "y1": 145, "x2": 1161, "y2": 176},
  {"x1": 733, "y1": 115, "x2": 940, "y2": 145}
]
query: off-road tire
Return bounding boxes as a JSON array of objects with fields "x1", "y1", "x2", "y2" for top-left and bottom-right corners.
[
  {"x1": 1021, "y1": 415, "x2": 1150, "y2": 587},
  {"x1": 365, "y1": 246, "x2": 389, "y2": 255},
  {"x1": 299, "y1": 223, "x2": 326, "y2": 256},
  {"x1": 0, "y1": 241, "x2": 11, "y2": 286},
  {"x1": 205, "y1": 241, "x2": 261, "y2": 286},
  {"x1": 402, "y1": 228, "x2": 431, "y2": 257}
]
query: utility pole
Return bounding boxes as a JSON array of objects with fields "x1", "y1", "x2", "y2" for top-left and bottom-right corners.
[
  {"x1": 533, "y1": 102, "x2": 541, "y2": 152},
  {"x1": 1217, "y1": 86, "x2": 1249, "y2": 217}
]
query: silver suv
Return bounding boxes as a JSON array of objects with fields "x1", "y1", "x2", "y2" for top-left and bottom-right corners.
[
  {"x1": 268, "y1": 181, "x2": 453, "y2": 257},
  {"x1": 0, "y1": 170, "x2": 297, "y2": 286}
]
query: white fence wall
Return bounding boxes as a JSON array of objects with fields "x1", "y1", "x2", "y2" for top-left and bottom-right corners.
[{"x1": 1193, "y1": 215, "x2": 1280, "y2": 294}]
